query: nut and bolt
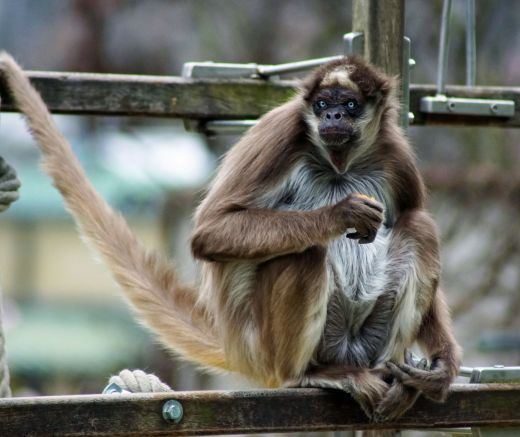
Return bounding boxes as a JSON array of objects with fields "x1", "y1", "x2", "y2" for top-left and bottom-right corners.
[{"x1": 162, "y1": 400, "x2": 184, "y2": 423}]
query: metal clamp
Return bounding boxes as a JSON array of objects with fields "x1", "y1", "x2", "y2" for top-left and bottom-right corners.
[
  {"x1": 182, "y1": 56, "x2": 343, "y2": 133},
  {"x1": 421, "y1": 96, "x2": 515, "y2": 118},
  {"x1": 343, "y1": 32, "x2": 415, "y2": 128},
  {"x1": 182, "y1": 56, "x2": 343, "y2": 80}
]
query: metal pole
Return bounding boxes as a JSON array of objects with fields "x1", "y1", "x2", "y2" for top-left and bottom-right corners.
[
  {"x1": 465, "y1": 0, "x2": 476, "y2": 87},
  {"x1": 436, "y1": 0, "x2": 453, "y2": 95}
]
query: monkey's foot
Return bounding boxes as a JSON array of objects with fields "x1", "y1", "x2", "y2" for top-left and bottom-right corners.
[
  {"x1": 386, "y1": 358, "x2": 452, "y2": 402},
  {"x1": 371, "y1": 352, "x2": 427, "y2": 422},
  {"x1": 293, "y1": 367, "x2": 390, "y2": 420},
  {"x1": 373, "y1": 381, "x2": 420, "y2": 422}
]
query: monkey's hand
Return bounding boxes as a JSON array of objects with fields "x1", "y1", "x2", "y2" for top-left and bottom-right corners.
[
  {"x1": 0, "y1": 157, "x2": 21, "y2": 213},
  {"x1": 386, "y1": 354, "x2": 453, "y2": 403},
  {"x1": 331, "y1": 193, "x2": 384, "y2": 244}
]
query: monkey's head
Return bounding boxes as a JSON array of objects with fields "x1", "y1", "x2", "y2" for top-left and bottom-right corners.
[{"x1": 302, "y1": 56, "x2": 394, "y2": 173}]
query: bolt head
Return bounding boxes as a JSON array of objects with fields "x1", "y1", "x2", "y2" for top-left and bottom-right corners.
[{"x1": 162, "y1": 400, "x2": 183, "y2": 423}]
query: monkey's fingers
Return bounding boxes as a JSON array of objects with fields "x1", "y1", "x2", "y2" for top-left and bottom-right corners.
[
  {"x1": 346, "y1": 231, "x2": 376, "y2": 244},
  {"x1": 387, "y1": 362, "x2": 450, "y2": 401},
  {"x1": 352, "y1": 193, "x2": 384, "y2": 213},
  {"x1": 373, "y1": 381, "x2": 420, "y2": 423},
  {"x1": 404, "y1": 350, "x2": 428, "y2": 370}
]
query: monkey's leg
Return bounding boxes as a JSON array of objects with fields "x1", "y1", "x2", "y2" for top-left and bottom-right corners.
[
  {"x1": 372, "y1": 210, "x2": 461, "y2": 420},
  {"x1": 386, "y1": 289, "x2": 462, "y2": 402},
  {"x1": 228, "y1": 245, "x2": 331, "y2": 387},
  {"x1": 372, "y1": 210, "x2": 454, "y2": 421}
]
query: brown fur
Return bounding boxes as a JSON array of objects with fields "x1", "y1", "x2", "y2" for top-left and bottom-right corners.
[{"x1": 0, "y1": 53, "x2": 461, "y2": 421}]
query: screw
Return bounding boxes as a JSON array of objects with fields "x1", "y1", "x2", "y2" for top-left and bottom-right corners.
[
  {"x1": 490, "y1": 103, "x2": 499, "y2": 113},
  {"x1": 447, "y1": 101, "x2": 456, "y2": 111},
  {"x1": 162, "y1": 400, "x2": 183, "y2": 423}
]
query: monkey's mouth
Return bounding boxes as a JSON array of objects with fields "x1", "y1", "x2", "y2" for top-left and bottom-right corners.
[{"x1": 319, "y1": 130, "x2": 351, "y2": 147}]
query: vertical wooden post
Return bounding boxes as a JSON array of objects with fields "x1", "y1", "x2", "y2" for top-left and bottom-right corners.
[
  {"x1": 352, "y1": 0, "x2": 406, "y2": 124},
  {"x1": 352, "y1": 0, "x2": 405, "y2": 84}
]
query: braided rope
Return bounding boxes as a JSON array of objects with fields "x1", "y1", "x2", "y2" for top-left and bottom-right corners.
[{"x1": 107, "y1": 369, "x2": 172, "y2": 393}]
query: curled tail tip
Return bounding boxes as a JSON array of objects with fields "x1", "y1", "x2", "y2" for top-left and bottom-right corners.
[{"x1": 0, "y1": 51, "x2": 17, "y2": 69}]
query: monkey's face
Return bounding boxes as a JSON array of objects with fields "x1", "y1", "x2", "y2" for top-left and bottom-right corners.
[
  {"x1": 306, "y1": 86, "x2": 365, "y2": 173},
  {"x1": 302, "y1": 57, "x2": 392, "y2": 174}
]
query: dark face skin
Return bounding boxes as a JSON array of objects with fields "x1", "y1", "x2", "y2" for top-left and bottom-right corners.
[
  {"x1": 312, "y1": 87, "x2": 364, "y2": 146},
  {"x1": 311, "y1": 87, "x2": 365, "y2": 172}
]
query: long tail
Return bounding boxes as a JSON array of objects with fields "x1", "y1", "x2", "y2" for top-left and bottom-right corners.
[{"x1": 0, "y1": 52, "x2": 227, "y2": 371}]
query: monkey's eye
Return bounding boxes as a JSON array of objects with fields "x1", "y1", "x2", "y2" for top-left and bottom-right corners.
[
  {"x1": 346, "y1": 99, "x2": 358, "y2": 110},
  {"x1": 316, "y1": 100, "x2": 327, "y2": 110}
]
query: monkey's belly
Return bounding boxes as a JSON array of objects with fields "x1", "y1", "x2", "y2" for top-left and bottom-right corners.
[
  {"x1": 326, "y1": 225, "x2": 391, "y2": 302},
  {"x1": 318, "y1": 226, "x2": 393, "y2": 366}
]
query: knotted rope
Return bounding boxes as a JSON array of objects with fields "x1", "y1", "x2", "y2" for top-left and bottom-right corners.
[{"x1": 106, "y1": 369, "x2": 172, "y2": 393}]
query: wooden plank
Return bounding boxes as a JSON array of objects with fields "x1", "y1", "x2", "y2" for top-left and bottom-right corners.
[
  {"x1": 1, "y1": 72, "x2": 520, "y2": 127},
  {"x1": 0, "y1": 71, "x2": 297, "y2": 119},
  {"x1": 0, "y1": 385, "x2": 519, "y2": 436}
]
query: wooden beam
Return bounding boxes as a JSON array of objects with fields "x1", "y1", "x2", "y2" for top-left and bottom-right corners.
[
  {"x1": 1, "y1": 72, "x2": 520, "y2": 127},
  {"x1": 0, "y1": 385, "x2": 519, "y2": 436},
  {"x1": 0, "y1": 71, "x2": 298, "y2": 119}
]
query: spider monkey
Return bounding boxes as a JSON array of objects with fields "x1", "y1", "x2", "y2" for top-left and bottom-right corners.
[{"x1": 0, "y1": 52, "x2": 461, "y2": 421}]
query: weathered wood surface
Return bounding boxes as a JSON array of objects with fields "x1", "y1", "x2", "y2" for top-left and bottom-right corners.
[
  {"x1": 0, "y1": 71, "x2": 298, "y2": 119},
  {"x1": 1, "y1": 72, "x2": 520, "y2": 127},
  {"x1": 353, "y1": 0, "x2": 405, "y2": 79},
  {"x1": 0, "y1": 385, "x2": 519, "y2": 436}
]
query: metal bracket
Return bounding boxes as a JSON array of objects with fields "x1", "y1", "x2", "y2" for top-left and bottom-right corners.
[
  {"x1": 182, "y1": 56, "x2": 343, "y2": 133},
  {"x1": 343, "y1": 32, "x2": 415, "y2": 128},
  {"x1": 421, "y1": 0, "x2": 515, "y2": 119},
  {"x1": 182, "y1": 56, "x2": 343, "y2": 80},
  {"x1": 420, "y1": 96, "x2": 515, "y2": 117},
  {"x1": 469, "y1": 365, "x2": 520, "y2": 437},
  {"x1": 469, "y1": 365, "x2": 520, "y2": 384}
]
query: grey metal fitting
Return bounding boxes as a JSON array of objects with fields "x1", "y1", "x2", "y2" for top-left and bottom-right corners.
[{"x1": 162, "y1": 399, "x2": 183, "y2": 423}]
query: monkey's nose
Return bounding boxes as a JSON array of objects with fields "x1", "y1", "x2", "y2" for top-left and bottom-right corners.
[{"x1": 326, "y1": 111, "x2": 343, "y2": 120}]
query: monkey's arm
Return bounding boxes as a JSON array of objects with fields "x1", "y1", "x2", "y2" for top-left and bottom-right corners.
[
  {"x1": 192, "y1": 194, "x2": 383, "y2": 262},
  {"x1": 0, "y1": 157, "x2": 20, "y2": 212},
  {"x1": 191, "y1": 100, "x2": 383, "y2": 262}
]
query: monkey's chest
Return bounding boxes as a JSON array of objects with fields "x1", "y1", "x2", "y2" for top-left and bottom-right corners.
[
  {"x1": 327, "y1": 227, "x2": 391, "y2": 303},
  {"x1": 272, "y1": 165, "x2": 393, "y2": 304}
]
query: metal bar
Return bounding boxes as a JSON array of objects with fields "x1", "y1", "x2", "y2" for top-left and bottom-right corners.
[
  {"x1": 466, "y1": 0, "x2": 477, "y2": 87},
  {"x1": 1, "y1": 385, "x2": 520, "y2": 436},
  {"x1": 437, "y1": 0, "x2": 453, "y2": 95},
  {"x1": 256, "y1": 56, "x2": 343, "y2": 77}
]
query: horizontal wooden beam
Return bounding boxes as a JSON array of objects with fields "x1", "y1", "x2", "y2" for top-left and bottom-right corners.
[
  {"x1": 0, "y1": 71, "x2": 297, "y2": 119},
  {"x1": 1, "y1": 71, "x2": 520, "y2": 126},
  {"x1": 0, "y1": 385, "x2": 519, "y2": 436}
]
